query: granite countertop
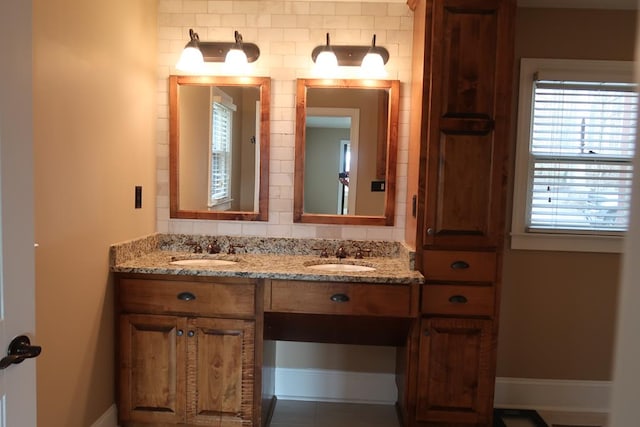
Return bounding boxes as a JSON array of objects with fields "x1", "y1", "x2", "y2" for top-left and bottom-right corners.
[
  {"x1": 112, "y1": 250, "x2": 423, "y2": 284},
  {"x1": 110, "y1": 234, "x2": 424, "y2": 285}
]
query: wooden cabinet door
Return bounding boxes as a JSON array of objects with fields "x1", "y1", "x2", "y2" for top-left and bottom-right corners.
[
  {"x1": 186, "y1": 317, "x2": 256, "y2": 427},
  {"x1": 416, "y1": 317, "x2": 494, "y2": 425},
  {"x1": 420, "y1": 0, "x2": 515, "y2": 250},
  {"x1": 119, "y1": 314, "x2": 187, "y2": 424}
]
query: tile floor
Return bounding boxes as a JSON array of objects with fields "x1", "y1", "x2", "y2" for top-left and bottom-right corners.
[
  {"x1": 269, "y1": 399, "x2": 401, "y2": 427},
  {"x1": 269, "y1": 400, "x2": 608, "y2": 427},
  {"x1": 538, "y1": 410, "x2": 607, "y2": 427}
]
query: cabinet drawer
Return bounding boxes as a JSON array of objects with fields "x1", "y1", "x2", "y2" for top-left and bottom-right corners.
[
  {"x1": 269, "y1": 280, "x2": 414, "y2": 317},
  {"x1": 118, "y1": 278, "x2": 255, "y2": 317},
  {"x1": 422, "y1": 250, "x2": 496, "y2": 282},
  {"x1": 421, "y1": 284, "x2": 494, "y2": 317}
]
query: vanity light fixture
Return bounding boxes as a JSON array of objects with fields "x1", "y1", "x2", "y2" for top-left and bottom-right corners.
[
  {"x1": 311, "y1": 33, "x2": 390, "y2": 78},
  {"x1": 176, "y1": 29, "x2": 260, "y2": 72}
]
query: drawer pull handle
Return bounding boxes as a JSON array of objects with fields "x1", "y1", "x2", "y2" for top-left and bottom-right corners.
[
  {"x1": 450, "y1": 260, "x2": 470, "y2": 270},
  {"x1": 177, "y1": 292, "x2": 196, "y2": 301},
  {"x1": 330, "y1": 293, "x2": 350, "y2": 303},
  {"x1": 449, "y1": 295, "x2": 468, "y2": 304}
]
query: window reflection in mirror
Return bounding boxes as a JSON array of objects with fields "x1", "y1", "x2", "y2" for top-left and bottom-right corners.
[
  {"x1": 169, "y1": 75, "x2": 270, "y2": 221},
  {"x1": 294, "y1": 79, "x2": 400, "y2": 226}
]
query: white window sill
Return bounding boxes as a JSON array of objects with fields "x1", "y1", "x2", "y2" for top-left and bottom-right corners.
[{"x1": 510, "y1": 231, "x2": 625, "y2": 254}]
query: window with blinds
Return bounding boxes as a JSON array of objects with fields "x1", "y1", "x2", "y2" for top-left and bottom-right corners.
[
  {"x1": 209, "y1": 101, "x2": 233, "y2": 206},
  {"x1": 528, "y1": 79, "x2": 637, "y2": 232}
]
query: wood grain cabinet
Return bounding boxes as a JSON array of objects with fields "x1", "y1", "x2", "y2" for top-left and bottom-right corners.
[
  {"x1": 416, "y1": 317, "x2": 494, "y2": 425},
  {"x1": 416, "y1": 0, "x2": 515, "y2": 253},
  {"x1": 408, "y1": 0, "x2": 516, "y2": 425},
  {"x1": 116, "y1": 276, "x2": 260, "y2": 427}
]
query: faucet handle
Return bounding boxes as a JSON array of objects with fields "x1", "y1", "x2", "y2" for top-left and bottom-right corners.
[
  {"x1": 354, "y1": 246, "x2": 371, "y2": 259},
  {"x1": 186, "y1": 241, "x2": 203, "y2": 253},
  {"x1": 227, "y1": 244, "x2": 245, "y2": 255},
  {"x1": 313, "y1": 247, "x2": 329, "y2": 258},
  {"x1": 207, "y1": 240, "x2": 221, "y2": 254}
]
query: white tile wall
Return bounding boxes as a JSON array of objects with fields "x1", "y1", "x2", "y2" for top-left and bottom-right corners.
[{"x1": 157, "y1": 0, "x2": 414, "y2": 241}]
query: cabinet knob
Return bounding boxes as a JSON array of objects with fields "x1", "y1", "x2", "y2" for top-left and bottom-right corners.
[
  {"x1": 177, "y1": 329, "x2": 184, "y2": 336},
  {"x1": 450, "y1": 260, "x2": 470, "y2": 270},
  {"x1": 448, "y1": 295, "x2": 468, "y2": 304},
  {"x1": 330, "y1": 293, "x2": 350, "y2": 303},
  {"x1": 177, "y1": 292, "x2": 196, "y2": 301},
  {"x1": 187, "y1": 330, "x2": 195, "y2": 337},
  {"x1": 427, "y1": 227, "x2": 434, "y2": 236}
]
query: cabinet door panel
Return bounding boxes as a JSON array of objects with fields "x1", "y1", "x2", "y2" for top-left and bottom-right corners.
[
  {"x1": 416, "y1": 317, "x2": 494, "y2": 424},
  {"x1": 429, "y1": 133, "x2": 495, "y2": 242},
  {"x1": 439, "y1": 1, "x2": 499, "y2": 117},
  {"x1": 119, "y1": 314, "x2": 187, "y2": 424},
  {"x1": 421, "y1": 0, "x2": 514, "y2": 250},
  {"x1": 187, "y1": 317, "x2": 255, "y2": 426}
]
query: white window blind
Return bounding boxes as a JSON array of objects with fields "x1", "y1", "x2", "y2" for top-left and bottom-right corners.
[
  {"x1": 209, "y1": 101, "x2": 233, "y2": 205},
  {"x1": 528, "y1": 79, "x2": 637, "y2": 232}
]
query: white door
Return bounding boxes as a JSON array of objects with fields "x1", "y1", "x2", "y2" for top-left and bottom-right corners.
[{"x1": 0, "y1": 1, "x2": 38, "y2": 426}]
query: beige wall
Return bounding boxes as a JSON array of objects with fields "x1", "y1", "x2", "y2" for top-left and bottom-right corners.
[
  {"x1": 305, "y1": 126, "x2": 350, "y2": 213},
  {"x1": 33, "y1": 0, "x2": 157, "y2": 425},
  {"x1": 497, "y1": 8, "x2": 636, "y2": 381}
]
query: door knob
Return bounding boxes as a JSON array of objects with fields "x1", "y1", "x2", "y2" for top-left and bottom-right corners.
[{"x1": 0, "y1": 335, "x2": 42, "y2": 370}]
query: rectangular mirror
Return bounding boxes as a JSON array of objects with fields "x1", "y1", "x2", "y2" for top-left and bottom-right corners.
[
  {"x1": 294, "y1": 79, "x2": 400, "y2": 226},
  {"x1": 169, "y1": 75, "x2": 270, "y2": 221}
]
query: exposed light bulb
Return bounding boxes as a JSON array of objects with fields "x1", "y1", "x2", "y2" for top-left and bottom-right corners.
[
  {"x1": 361, "y1": 52, "x2": 387, "y2": 78},
  {"x1": 224, "y1": 48, "x2": 249, "y2": 74},
  {"x1": 313, "y1": 50, "x2": 338, "y2": 76},
  {"x1": 176, "y1": 46, "x2": 204, "y2": 71}
]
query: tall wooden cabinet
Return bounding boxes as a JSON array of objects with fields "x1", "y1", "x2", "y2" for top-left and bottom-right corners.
[{"x1": 406, "y1": 0, "x2": 515, "y2": 425}]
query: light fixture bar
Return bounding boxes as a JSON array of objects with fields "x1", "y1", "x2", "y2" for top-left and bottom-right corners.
[
  {"x1": 311, "y1": 36, "x2": 389, "y2": 66},
  {"x1": 200, "y1": 42, "x2": 260, "y2": 63},
  {"x1": 179, "y1": 29, "x2": 260, "y2": 64}
]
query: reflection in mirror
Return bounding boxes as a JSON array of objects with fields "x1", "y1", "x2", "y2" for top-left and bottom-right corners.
[
  {"x1": 169, "y1": 75, "x2": 270, "y2": 221},
  {"x1": 294, "y1": 79, "x2": 400, "y2": 226}
]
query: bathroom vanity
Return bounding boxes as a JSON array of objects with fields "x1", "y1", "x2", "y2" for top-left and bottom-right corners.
[{"x1": 112, "y1": 235, "x2": 423, "y2": 427}]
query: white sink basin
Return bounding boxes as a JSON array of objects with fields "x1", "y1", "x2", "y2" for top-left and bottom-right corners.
[
  {"x1": 305, "y1": 263, "x2": 376, "y2": 272},
  {"x1": 170, "y1": 259, "x2": 238, "y2": 267}
]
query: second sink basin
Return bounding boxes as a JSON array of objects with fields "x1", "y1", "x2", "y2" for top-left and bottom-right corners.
[
  {"x1": 305, "y1": 263, "x2": 376, "y2": 272},
  {"x1": 170, "y1": 258, "x2": 238, "y2": 267}
]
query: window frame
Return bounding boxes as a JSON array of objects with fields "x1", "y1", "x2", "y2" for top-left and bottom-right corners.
[
  {"x1": 207, "y1": 89, "x2": 236, "y2": 208},
  {"x1": 511, "y1": 58, "x2": 636, "y2": 253}
]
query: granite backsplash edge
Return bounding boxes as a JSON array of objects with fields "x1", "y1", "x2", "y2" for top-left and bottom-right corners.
[{"x1": 110, "y1": 233, "x2": 417, "y2": 271}]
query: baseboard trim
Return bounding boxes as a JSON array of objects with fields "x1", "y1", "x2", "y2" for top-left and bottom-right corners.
[
  {"x1": 494, "y1": 377, "x2": 611, "y2": 413},
  {"x1": 91, "y1": 404, "x2": 118, "y2": 427},
  {"x1": 275, "y1": 369, "x2": 611, "y2": 413},
  {"x1": 275, "y1": 367, "x2": 398, "y2": 404}
]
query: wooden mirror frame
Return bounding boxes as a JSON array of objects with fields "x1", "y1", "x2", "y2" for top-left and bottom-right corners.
[
  {"x1": 169, "y1": 75, "x2": 270, "y2": 221},
  {"x1": 294, "y1": 78, "x2": 400, "y2": 226}
]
